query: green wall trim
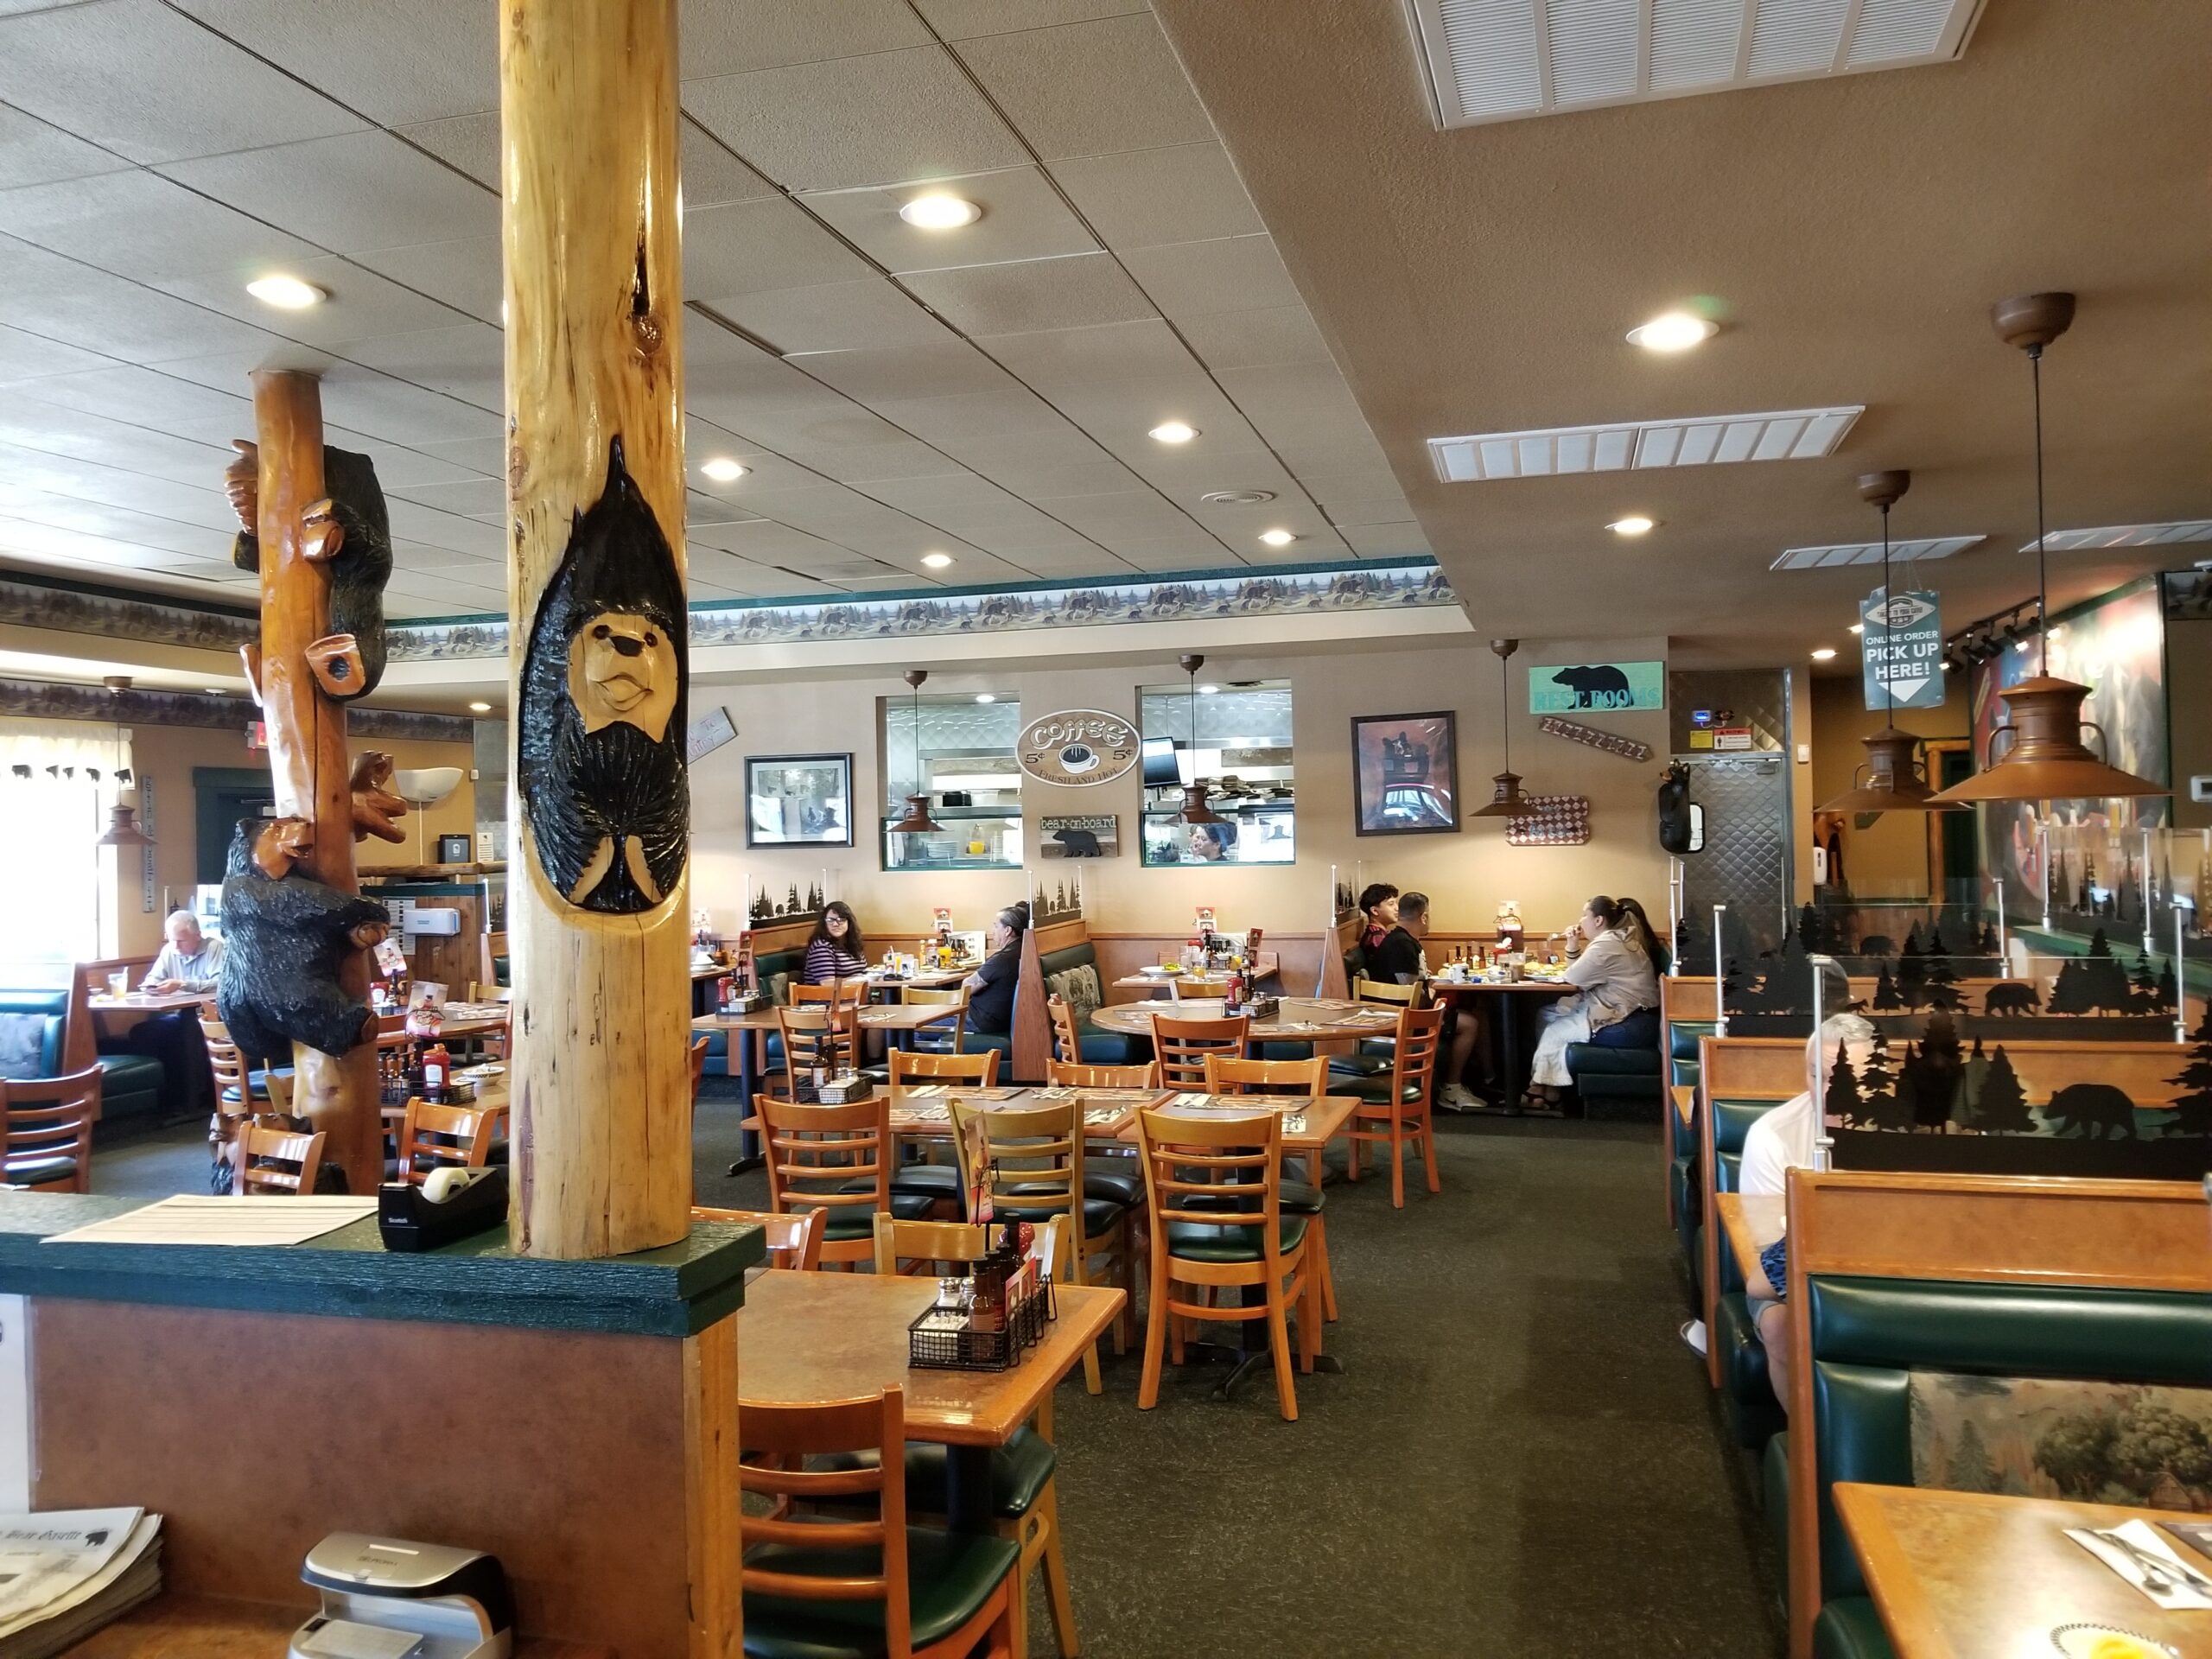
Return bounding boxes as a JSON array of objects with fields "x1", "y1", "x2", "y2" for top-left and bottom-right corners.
[{"x1": 0, "y1": 1193, "x2": 762, "y2": 1338}]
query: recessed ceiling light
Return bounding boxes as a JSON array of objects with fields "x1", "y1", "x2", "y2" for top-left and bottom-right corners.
[
  {"x1": 1810, "y1": 647, "x2": 1838, "y2": 661},
  {"x1": 1201, "y1": 489, "x2": 1274, "y2": 506},
  {"x1": 899, "y1": 194, "x2": 981, "y2": 230},
  {"x1": 921, "y1": 552, "x2": 954, "y2": 569},
  {"x1": 1257, "y1": 529, "x2": 1297, "y2": 548},
  {"x1": 1606, "y1": 515, "x2": 1656, "y2": 537},
  {"x1": 245, "y1": 274, "x2": 326, "y2": 310},
  {"x1": 975, "y1": 693, "x2": 995, "y2": 704},
  {"x1": 1198, "y1": 683, "x2": 1219, "y2": 695},
  {"x1": 1148, "y1": 422, "x2": 1199, "y2": 444},
  {"x1": 1847, "y1": 623, "x2": 1864, "y2": 634},
  {"x1": 700, "y1": 457, "x2": 747, "y2": 482},
  {"x1": 467, "y1": 701, "x2": 492, "y2": 713},
  {"x1": 1626, "y1": 312, "x2": 1718, "y2": 353}
]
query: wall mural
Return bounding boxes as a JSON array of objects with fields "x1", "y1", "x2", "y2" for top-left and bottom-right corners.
[
  {"x1": 0, "y1": 574, "x2": 257, "y2": 652},
  {"x1": 0, "y1": 677, "x2": 471, "y2": 743},
  {"x1": 1909, "y1": 1374, "x2": 2212, "y2": 1513}
]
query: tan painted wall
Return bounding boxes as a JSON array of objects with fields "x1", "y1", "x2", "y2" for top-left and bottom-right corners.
[
  {"x1": 688, "y1": 636, "x2": 1670, "y2": 947},
  {"x1": 1808, "y1": 675, "x2": 1974, "y2": 901}
]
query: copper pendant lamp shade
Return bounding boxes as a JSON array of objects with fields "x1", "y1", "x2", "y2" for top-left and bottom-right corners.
[
  {"x1": 96, "y1": 802, "x2": 153, "y2": 847},
  {"x1": 1928, "y1": 294, "x2": 2167, "y2": 807},
  {"x1": 891, "y1": 668, "x2": 944, "y2": 835},
  {"x1": 1471, "y1": 638, "x2": 1535, "y2": 820},
  {"x1": 1173, "y1": 652, "x2": 1227, "y2": 825}
]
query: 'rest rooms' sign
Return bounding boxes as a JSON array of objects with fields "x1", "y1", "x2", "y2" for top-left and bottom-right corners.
[{"x1": 1019, "y1": 709, "x2": 1140, "y2": 788}]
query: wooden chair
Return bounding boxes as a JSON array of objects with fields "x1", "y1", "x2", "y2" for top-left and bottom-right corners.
[
  {"x1": 2, "y1": 1065, "x2": 100, "y2": 1193},
  {"x1": 1135, "y1": 1106, "x2": 1319, "y2": 1421},
  {"x1": 392, "y1": 1097, "x2": 499, "y2": 1186},
  {"x1": 772, "y1": 1005, "x2": 855, "y2": 1098},
  {"x1": 1335, "y1": 975, "x2": 1421, "y2": 1079},
  {"x1": 1047, "y1": 1058, "x2": 1159, "y2": 1089},
  {"x1": 1148, "y1": 1011, "x2": 1249, "y2": 1090},
  {"x1": 1046, "y1": 992, "x2": 1082, "y2": 1065},
  {"x1": 232, "y1": 1122, "x2": 326, "y2": 1196},
  {"x1": 868, "y1": 1214, "x2": 1079, "y2": 1657},
  {"x1": 901, "y1": 986, "x2": 968, "y2": 1057},
  {"x1": 950, "y1": 1096, "x2": 1135, "y2": 1395},
  {"x1": 689, "y1": 1033, "x2": 710, "y2": 1118},
  {"x1": 737, "y1": 1386, "x2": 1021, "y2": 1659},
  {"x1": 791, "y1": 978, "x2": 868, "y2": 1012},
  {"x1": 692, "y1": 1205, "x2": 825, "y2": 1270},
  {"x1": 887, "y1": 1050, "x2": 1001, "y2": 1089},
  {"x1": 1204, "y1": 1052, "x2": 1338, "y2": 1323},
  {"x1": 758, "y1": 1094, "x2": 922, "y2": 1269},
  {"x1": 1345, "y1": 1005, "x2": 1444, "y2": 1208}
]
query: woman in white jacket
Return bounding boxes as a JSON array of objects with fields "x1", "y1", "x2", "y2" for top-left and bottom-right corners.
[{"x1": 1524, "y1": 895, "x2": 1663, "y2": 1107}]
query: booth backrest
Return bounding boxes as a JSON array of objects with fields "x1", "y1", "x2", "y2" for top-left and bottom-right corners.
[
  {"x1": 1013, "y1": 916, "x2": 1090, "y2": 1081},
  {"x1": 0, "y1": 986, "x2": 70, "y2": 1080},
  {"x1": 1783, "y1": 1170, "x2": 2212, "y2": 1659}
]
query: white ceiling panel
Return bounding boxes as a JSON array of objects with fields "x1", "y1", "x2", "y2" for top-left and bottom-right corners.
[
  {"x1": 1174, "y1": 305, "x2": 1334, "y2": 372},
  {"x1": 389, "y1": 537, "x2": 496, "y2": 574},
  {"x1": 683, "y1": 48, "x2": 1025, "y2": 193},
  {"x1": 382, "y1": 499, "x2": 505, "y2": 559},
  {"x1": 684, "y1": 197, "x2": 875, "y2": 297},
  {"x1": 158, "y1": 131, "x2": 497, "y2": 255},
  {"x1": 1119, "y1": 234, "x2": 1302, "y2": 321},
  {"x1": 0, "y1": 324, "x2": 120, "y2": 385},
  {"x1": 332, "y1": 322, "x2": 505, "y2": 412},
  {"x1": 900, "y1": 253, "x2": 1158, "y2": 337},
  {"x1": 869, "y1": 387, "x2": 1084, "y2": 448},
  {"x1": 404, "y1": 435, "x2": 509, "y2": 478},
  {"x1": 395, "y1": 112, "x2": 500, "y2": 190},
  {"x1": 1340, "y1": 522, "x2": 1435, "y2": 558},
  {"x1": 677, "y1": 119, "x2": 781, "y2": 207},
  {"x1": 353, "y1": 236, "x2": 504, "y2": 324},
  {"x1": 1047, "y1": 143, "x2": 1262, "y2": 251},
  {"x1": 175, "y1": 0, "x2": 499, "y2": 124},
  {"x1": 974, "y1": 318, "x2": 1194, "y2": 392},
  {"x1": 784, "y1": 341, "x2": 1019, "y2": 404},
  {"x1": 773, "y1": 440, "x2": 968, "y2": 486},
  {"x1": 952, "y1": 13, "x2": 1215, "y2": 161},
  {"x1": 0, "y1": 237, "x2": 270, "y2": 361},
  {"x1": 11, "y1": 363, "x2": 255, "y2": 448},
  {"x1": 156, "y1": 251, "x2": 472, "y2": 345},
  {"x1": 385, "y1": 477, "x2": 509, "y2": 518},
  {"x1": 0, "y1": 401, "x2": 235, "y2": 485},
  {"x1": 0, "y1": 0, "x2": 365, "y2": 165},
  {"x1": 917, "y1": 2, "x2": 1150, "y2": 41},
  {"x1": 0, "y1": 102, "x2": 131, "y2": 191},
  {"x1": 680, "y1": 0, "x2": 932, "y2": 79},
  {"x1": 800, "y1": 168, "x2": 1098, "y2": 274},
  {"x1": 706, "y1": 279, "x2": 950, "y2": 356},
  {"x1": 313, "y1": 366, "x2": 500, "y2": 448}
]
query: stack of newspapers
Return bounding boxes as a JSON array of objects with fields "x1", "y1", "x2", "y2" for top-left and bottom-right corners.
[{"x1": 0, "y1": 1509, "x2": 163, "y2": 1656}]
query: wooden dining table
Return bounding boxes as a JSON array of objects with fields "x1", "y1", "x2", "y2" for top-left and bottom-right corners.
[
  {"x1": 739, "y1": 1269, "x2": 1125, "y2": 1533},
  {"x1": 1086, "y1": 995, "x2": 1400, "y2": 1044},
  {"x1": 1112, "y1": 952, "x2": 1281, "y2": 996},
  {"x1": 1425, "y1": 974, "x2": 1576, "y2": 1107},
  {"x1": 60, "y1": 1592, "x2": 610, "y2": 1656},
  {"x1": 739, "y1": 1084, "x2": 1171, "y2": 1147},
  {"x1": 1835, "y1": 1482, "x2": 2212, "y2": 1657},
  {"x1": 1112, "y1": 1090, "x2": 1358, "y2": 1158}
]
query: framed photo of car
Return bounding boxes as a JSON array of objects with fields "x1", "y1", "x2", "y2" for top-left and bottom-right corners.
[
  {"x1": 746, "y1": 753, "x2": 854, "y2": 848},
  {"x1": 1351, "y1": 711, "x2": 1459, "y2": 836}
]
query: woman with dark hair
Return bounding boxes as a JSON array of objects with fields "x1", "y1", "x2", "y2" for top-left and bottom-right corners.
[
  {"x1": 803, "y1": 900, "x2": 868, "y2": 984},
  {"x1": 1524, "y1": 894, "x2": 1663, "y2": 1107},
  {"x1": 963, "y1": 899, "x2": 1029, "y2": 1035}
]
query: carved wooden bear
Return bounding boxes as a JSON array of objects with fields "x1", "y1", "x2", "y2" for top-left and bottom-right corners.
[
  {"x1": 217, "y1": 817, "x2": 391, "y2": 1063},
  {"x1": 226, "y1": 440, "x2": 392, "y2": 702}
]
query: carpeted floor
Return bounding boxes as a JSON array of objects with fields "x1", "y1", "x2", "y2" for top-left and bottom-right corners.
[{"x1": 96, "y1": 1103, "x2": 1783, "y2": 1657}]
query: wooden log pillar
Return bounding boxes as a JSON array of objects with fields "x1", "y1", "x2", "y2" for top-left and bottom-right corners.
[
  {"x1": 251, "y1": 372, "x2": 382, "y2": 1193},
  {"x1": 501, "y1": 0, "x2": 692, "y2": 1258}
]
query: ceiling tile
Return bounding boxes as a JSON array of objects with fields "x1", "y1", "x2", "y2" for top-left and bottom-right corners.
[
  {"x1": 1176, "y1": 304, "x2": 1333, "y2": 372},
  {"x1": 19, "y1": 363, "x2": 255, "y2": 447},
  {"x1": 1341, "y1": 521, "x2": 1433, "y2": 558},
  {"x1": 1120, "y1": 234, "x2": 1301, "y2": 321},
  {"x1": 705, "y1": 278, "x2": 947, "y2": 355},
  {"x1": 0, "y1": 0, "x2": 365, "y2": 164},
  {"x1": 317, "y1": 429, "x2": 488, "y2": 491},
  {"x1": 156, "y1": 251, "x2": 472, "y2": 345},
  {"x1": 1049, "y1": 142, "x2": 1262, "y2": 251},
  {"x1": 389, "y1": 537, "x2": 497, "y2": 574},
  {"x1": 405, "y1": 435, "x2": 509, "y2": 477},
  {"x1": 952, "y1": 14, "x2": 1213, "y2": 161},
  {"x1": 869, "y1": 386, "x2": 1070, "y2": 447},
  {"x1": 353, "y1": 236, "x2": 503, "y2": 324},
  {"x1": 383, "y1": 498, "x2": 505, "y2": 558},
  {"x1": 679, "y1": 0, "x2": 931, "y2": 78},
  {"x1": 914, "y1": 1, "x2": 1147, "y2": 37},
  {"x1": 175, "y1": 0, "x2": 499, "y2": 124},
  {"x1": 782, "y1": 340, "x2": 1018, "y2": 404},
  {"x1": 974, "y1": 317, "x2": 1196, "y2": 391},
  {"x1": 397, "y1": 111, "x2": 499, "y2": 189},
  {"x1": 0, "y1": 102, "x2": 130, "y2": 191},
  {"x1": 0, "y1": 169, "x2": 321, "y2": 283},
  {"x1": 689, "y1": 519, "x2": 860, "y2": 564},
  {"x1": 772, "y1": 439, "x2": 966, "y2": 486},
  {"x1": 678, "y1": 118, "x2": 779, "y2": 207},
  {"x1": 957, "y1": 442, "x2": 1135, "y2": 499},
  {"x1": 0, "y1": 239, "x2": 268, "y2": 363},
  {"x1": 684, "y1": 196, "x2": 874, "y2": 297},
  {"x1": 332, "y1": 322, "x2": 505, "y2": 411},
  {"x1": 0, "y1": 322, "x2": 118, "y2": 384},
  {"x1": 683, "y1": 48, "x2": 1025, "y2": 193},
  {"x1": 315, "y1": 365, "x2": 500, "y2": 448},
  {"x1": 158, "y1": 131, "x2": 498, "y2": 255},
  {"x1": 800, "y1": 167, "x2": 1096, "y2": 273},
  {"x1": 1043, "y1": 376, "x2": 1272, "y2": 468},
  {"x1": 1027, "y1": 488, "x2": 1199, "y2": 542},
  {"x1": 900, "y1": 253, "x2": 1156, "y2": 336}
]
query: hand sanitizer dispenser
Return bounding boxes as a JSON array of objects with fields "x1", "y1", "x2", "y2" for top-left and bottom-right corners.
[{"x1": 291, "y1": 1533, "x2": 513, "y2": 1659}]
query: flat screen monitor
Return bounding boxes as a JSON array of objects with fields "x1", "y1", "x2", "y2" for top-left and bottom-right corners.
[{"x1": 1140, "y1": 736, "x2": 1181, "y2": 787}]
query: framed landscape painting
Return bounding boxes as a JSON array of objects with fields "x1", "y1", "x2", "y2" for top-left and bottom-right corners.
[
  {"x1": 746, "y1": 753, "x2": 854, "y2": 848},
  {"x1": 1351, "y1": 711, "x2": 1459, "y2": 836}
]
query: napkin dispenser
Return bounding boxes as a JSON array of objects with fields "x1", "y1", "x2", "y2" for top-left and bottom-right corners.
[
  {"x1": 291, "y1": 1532, "x2": 513, "y2": 1659},
  {"x1": 378, "y1": 1165, "x2": 507, "y2": 1253}
]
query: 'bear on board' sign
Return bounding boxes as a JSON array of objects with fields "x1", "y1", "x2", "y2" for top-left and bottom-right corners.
[{"x1": 1527, "y1": 660, "x2": 1664, "y2": 714}]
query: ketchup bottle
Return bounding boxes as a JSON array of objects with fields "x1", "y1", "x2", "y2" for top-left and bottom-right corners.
[
  {"x1": 423, "y1": 1042, "x2": 451, "y2": 1103},
  {"x1": 1224, "y1": 958, "x2": 1245, "y2": 1014}
]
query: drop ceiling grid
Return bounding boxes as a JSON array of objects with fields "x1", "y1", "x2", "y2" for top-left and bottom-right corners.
[{"x1": 0, "y1": 0, "x2": 1420, "y2": 615}]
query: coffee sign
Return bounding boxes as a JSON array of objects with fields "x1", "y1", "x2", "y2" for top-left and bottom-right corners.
[{"x1": 1018, "y1": 709, "x2": 1140, "y2": 787}]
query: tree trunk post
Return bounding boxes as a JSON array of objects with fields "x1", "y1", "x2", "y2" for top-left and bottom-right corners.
[
  {"x1": 501, "y1": 0, "x2": 692, "y2": 1258},
  {"x1": 251, "y1": 370, "x2": 382, "y2": 1194}
]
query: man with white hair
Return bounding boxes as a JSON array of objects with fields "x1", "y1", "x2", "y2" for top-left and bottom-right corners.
[
  {"x1": 142, "y1": 910, "x2": 225, "y2": 995},
  {"x1": 128, "y1": 910, "x2": 226, "y2": 1120}
]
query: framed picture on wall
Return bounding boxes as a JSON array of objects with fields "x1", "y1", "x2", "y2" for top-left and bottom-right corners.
[
  {"x1": 746, "y1": 753, "x2": 854, "y2": 848},
  {"x1": 1351, "y1": 711, "x2": 1459, "y2": 836}
]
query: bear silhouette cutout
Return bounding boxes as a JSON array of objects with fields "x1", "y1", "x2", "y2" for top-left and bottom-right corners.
[
  {"x1": 1050, "y1": 826, "x2": 1103, "y2": 857},
  {"x1": 1982, "y1": 981, "x2": 2041, "y2": 1016},
  {"x1": 1551, "y1": 664, "x2": 1632, "y2": 709},
  {"x1": 2042, "y1": 1081, "x2": 2139, "y2": 1141}
]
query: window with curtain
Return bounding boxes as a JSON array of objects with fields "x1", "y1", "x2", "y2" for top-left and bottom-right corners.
[{"x1": 0, "y1": 722, "x2": 133, "y2": 964}]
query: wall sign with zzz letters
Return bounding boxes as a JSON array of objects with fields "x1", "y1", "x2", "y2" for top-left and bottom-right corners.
[{"x1": 1018, "y1": 709, "x2": 1139, "y2": 788}]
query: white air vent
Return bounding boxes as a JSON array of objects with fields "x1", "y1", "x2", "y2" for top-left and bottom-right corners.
[
  {"x1": 1407, "y1": 0, "x2": 1986, "y2": 128},
  {"x1": 1427, "y1": 405, "x2": 1862, "y2": 482},
  {"x1": 1770, "y1": 535, "x2": 1983, "y2": 571},
  {"x1": 2027, "y1": 520, "x2": 2212, "y2": 553}
]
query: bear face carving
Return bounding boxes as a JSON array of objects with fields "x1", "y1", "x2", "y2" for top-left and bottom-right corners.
[{"x1": 568, "y1": 609, "x2": 677, "y2": 740}]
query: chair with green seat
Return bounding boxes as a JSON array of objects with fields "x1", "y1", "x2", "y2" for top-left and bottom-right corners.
[
  {"x1": 1147, "y1": 1009, "x2": 1248, "y2": 1090},
  {"x1": 883, "y1": 1049, "x2": 1001, "y2": 1209},
  {"x1": 759, "y1": 1093, "x2": 932, "y2": 1270},
  {"x1": 1203, "y1": 1052, "x2": 1338, "y2": 1325},
  {"x1": 738, "y1": 1384, "x2": 1021, "y2": 1659},
  {"x1": 1135, "y1": 1104, "x2": 1319, "y2": 1421},
  {"x1": 1045, "y1": 1058, "x2": 1154, "y2": 1209},
  {"x1": 1783, "y1": 1167, "x2": 2212, "y2": 1659},
  {"x1": 3, "y1": 1065, "x2": 100, "y2": 1192},
  {"x1": 899, "y1": 987, "x2": 968, "y2": 1057},
  {"x1": 1344, "y1": 1005, "x2": 1443, "y2": 1209},
  {"x1": 1327, "y1": 975, "x2": 1415, "y2": 1083},
  {"x1": 1035, "y1": 939, "x2": 1135, "y2": 1065}
]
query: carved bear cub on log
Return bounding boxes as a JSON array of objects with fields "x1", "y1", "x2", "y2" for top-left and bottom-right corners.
[
  {"x1": 226, "y1": 439, "x2": 392, "y2": 702},
  {"x1": 218, "y1": 817, "x2": 391, "y2": 1063},
  {"x1": 518, "y1": 435, "x2": 689, "y2": 913}
]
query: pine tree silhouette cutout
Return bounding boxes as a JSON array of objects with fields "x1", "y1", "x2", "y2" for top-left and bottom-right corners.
[
  {"x1": 1823, "y1": 1046, "x2": 1861, "y2": 1129},
  {"x1": 1971, "y1": 1045, "x2": 2034, "y2": 1134},
  {"x1": 2169, "y1": 1007, "x2": 2212, "y2": 1138},
  {"x1": 1872, "y1": 965, "x2": 1902, "y2": 1010}
]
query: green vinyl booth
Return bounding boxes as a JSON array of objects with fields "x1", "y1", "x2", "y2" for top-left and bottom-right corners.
[
  {"x1": 1706, "y1": 1093, "x2": 1789, "y2": 1451},
  {"x1": 0, "y1": 981, "x2": 165, "y2": 1129}
]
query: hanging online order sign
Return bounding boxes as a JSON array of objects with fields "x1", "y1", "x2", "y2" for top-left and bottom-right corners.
[{"x1": 1860, "y1": 588, "x2": 1945, "y2": 710}]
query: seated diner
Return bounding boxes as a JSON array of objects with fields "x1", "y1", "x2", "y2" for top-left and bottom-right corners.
[{"x1": 1526, "y1": 895, "x2": 1664, "y2": 1109}]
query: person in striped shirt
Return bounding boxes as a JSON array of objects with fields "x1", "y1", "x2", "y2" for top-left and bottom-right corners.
[{"x1": 803, "y1": 900, "x2": 868, "y2": 984}]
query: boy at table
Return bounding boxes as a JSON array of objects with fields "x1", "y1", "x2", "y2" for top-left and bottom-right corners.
[{"x1": 1395, "y1": 893, "x2": 1486, "y2": 1109}]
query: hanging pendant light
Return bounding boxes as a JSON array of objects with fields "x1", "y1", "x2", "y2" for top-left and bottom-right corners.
[
  {"x1": 1472, "y1": 638, "x2": 1535, "y2": 819},
  {"x1": 1819, "y1": 470, "x2": 1961, "y2": 817},
  {"x1": 890, "y1": 668, "x2": 944, "y2": 835},
  {"x1": 1929, "y1": 294, "x2": 2167, "y2": 805},
  {"x1": 94, "y1": 711, "x2": 153, "y2": 847},
  {"x1": 1173, "y1": 652, "x2": 1225, "y2": 825}
]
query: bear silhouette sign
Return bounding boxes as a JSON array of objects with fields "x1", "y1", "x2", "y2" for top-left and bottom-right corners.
[{"x1": 1528, "y1": 659, "x2": 1664, "y2": 714}]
